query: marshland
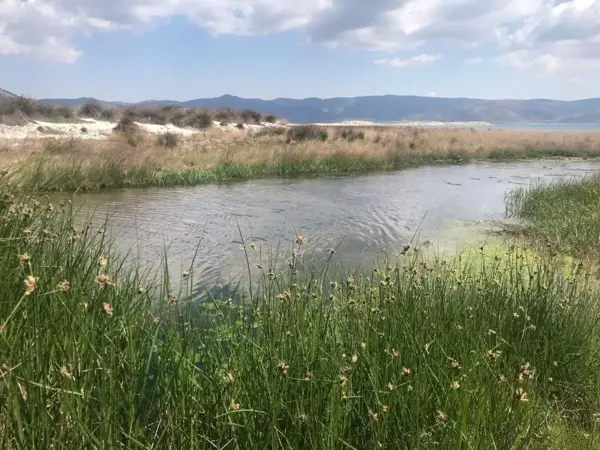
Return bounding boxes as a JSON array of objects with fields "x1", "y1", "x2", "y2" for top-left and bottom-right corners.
[
  {"x1": 2, "y1": 97, "x2": 600, "y2": 192},
  {"x1": 2, "y1": 97, "x2": 600, "y2": 448}
]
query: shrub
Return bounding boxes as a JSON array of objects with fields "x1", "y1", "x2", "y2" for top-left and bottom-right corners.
[
  {"x1": 256, "y1": 126, "x2": 287, "y2": 137},
  {"x1": 80, "y1": 127, "x2": 88, "y2": 133},
  {"x1": 171, "y1": 110, "x2": 188, "y2": 128},
  {"x1": 0, "y1": 110, "x2": 28, "y2": 126},
  {"x1": 98, "y1": 109, "x2": 115, "y2": 121},
  {"x1": 156, "y1": 132, "x2": 179, "y2": 148},
  {"x1": 113, "y1": 116, "x2": 140, "y2": 135},
  {"x1": 121, "y1": 108, "x2": 139, "y2": 121},
  {"x1": 187, "y1": 111, "x2": 213, "y2": 129},
  {"x1": 241, "y1": 109, "x2": 262, "y2": 124},
  {"x1": 337, "y1": 128, "x2": 365, "y2": 142},
  {"x1": 1, "y1": 96, "x2": 37, "y2": 116},
  {"x1": 264, "y1": 114, "x2": 277, "y2": 123},
  {"x1": 79, "y1": 101, "x2": 104, "y2": 119},
  {"x1": 136, "y1": 108, "x2": 169, "y2": 125},
  {"x1": 55, "y1": 106, "x2": 75, "y2": 120},
  {"x1": 215, "y1": 109, "x2": 235, "y2": 122},
  {"x1": 236, "y1": 122, "x2": 245, "y2": 130},
  {"x1": 287, "y1": 125, "x2": 328, "y2": 142}
]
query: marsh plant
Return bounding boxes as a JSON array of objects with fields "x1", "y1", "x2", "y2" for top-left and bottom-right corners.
[
  {"x1": 1, "y1": 180, "x2": 600, "y2": 448},
  {"x1": 506, "y1": 175, "x2": 600, "y2": 259}
]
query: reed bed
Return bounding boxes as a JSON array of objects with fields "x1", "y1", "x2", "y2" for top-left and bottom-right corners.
[
  {"x1": 507, "y1": 175, "x2": 600, "y2": 260},
  {"x1": 1, "y1": 179, "x2": 600, "y2": 448},
  {"x1": 2, "y1": 125, "x2": 600, "y2": 191}
]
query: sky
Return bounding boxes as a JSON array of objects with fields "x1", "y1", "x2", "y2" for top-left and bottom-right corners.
[{"x1": 0, "y1": 0, "x2": 599, "y2": 102}]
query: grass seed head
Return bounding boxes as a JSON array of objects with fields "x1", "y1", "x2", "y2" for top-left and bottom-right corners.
[{"x1": 24, "y1": 275, "x2": 38, "y2": 295}]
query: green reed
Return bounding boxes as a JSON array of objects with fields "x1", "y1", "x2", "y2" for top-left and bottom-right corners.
[
  {"x1": 1, "y1": 185, "x2": 600, "y2": 448},
  {"x1": 506, "y1": 175, "x2": 600, "y2": 259}
]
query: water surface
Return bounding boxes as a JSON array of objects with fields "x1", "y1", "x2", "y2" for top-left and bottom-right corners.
[{"x1": 68, "y1": 160, "x2": 600, "y2": 286}]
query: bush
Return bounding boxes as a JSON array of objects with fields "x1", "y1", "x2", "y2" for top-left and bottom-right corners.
[
  {"x1": 156, "y1": 132, "x2": 179, "y2": 148},
  {"x1": 287, "y1": 125, "x2": 328, "y2": 142},
  {"x1": 100, "y1": 108, "x2": 116, "y2": 121},
  {"x1": 80, "y1": 127, "x2": 88, "y2": 133},
  {"x1": 169, "y1": 110, "x2": 186, "y2": 127},
  {"x1": 0, "y1": 96, "x2": 37, "y2": 116},
  {"x1": 187, "y1": 111, "x2": 213, "y2": 129},
  {"x1": 215, "y1": 109, "x2": 235, "y2": 122},
  {"x1": 264, "y1": 114, "x2": 277, "y2": 123},
  {"x1": 121, "y1": 108, "x2": 139, "y2": 121},
  {"x1": 55, "y1": 106, "x2": 75, "y2": 120},
  {"x1": 136, "y1": 108, "x2": 169, "y2": 125},
  {"x1": 256, "y1": 126, "x2": 287, "y2": 137},
  {"x1": 0, "y1": 110, "x2": 29, "y2": 126},
  {"x1": 113, "y1": 116, "x2": 140, "y2": 135},
  {"x1": 79, "y1": 101, "x2": 104, "y2": 119},
  {"x1": 236, "y1": 122, "x2": 245, "y2": 130},
  {"x1": 241, "y1": 109, "x2": 262, "y2": 124},
  {"x1": 337, "y1": 128, "x2": 365, "y2": 142}
]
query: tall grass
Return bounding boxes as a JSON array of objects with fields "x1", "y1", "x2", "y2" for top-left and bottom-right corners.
[
  {"x1": 1, "y1": 180, "x2": 600, "y2": 447},
  {"x1": 5, "y1": 126, "x2": 600, "y2": 192},
  {"x1": 506, "y1": 175, "x2": 600, "y2": 259}
]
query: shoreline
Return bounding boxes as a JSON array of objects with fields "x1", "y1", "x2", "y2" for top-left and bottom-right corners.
[
  {"x1": 14, "y1": 152, "x2": 600, "y2": 193},
  {"x1": 3, "y1": 123, "x2": 600, "y2": 192}
]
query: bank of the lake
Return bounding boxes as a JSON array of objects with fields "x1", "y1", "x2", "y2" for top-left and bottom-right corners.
[
  {"x1": 507, "y1": 174, "x2": 600, "y2": 261},
  {"x1": 2, "y1": 164, "x2": 600, "y2": 448},
  {"x1": 4, "y1": 125, "x2": 600, "y2": 191}
]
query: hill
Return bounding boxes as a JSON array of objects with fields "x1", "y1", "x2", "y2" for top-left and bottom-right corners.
[
  {"x1": 33, "y1": 93, "x2": 600, "y2": 124},
  {"x1": 0, "y1": 88, "x2": 17, "y2": 99}
]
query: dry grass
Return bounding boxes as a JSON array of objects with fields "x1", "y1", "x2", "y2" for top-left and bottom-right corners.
[{"x1": 2, "y1": 125, "x2": 600, "y2": 191}]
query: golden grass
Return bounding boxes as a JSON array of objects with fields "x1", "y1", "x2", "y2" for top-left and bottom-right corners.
[{"x1": 1, "y1": 125, "x2": 600, "y2": 190}]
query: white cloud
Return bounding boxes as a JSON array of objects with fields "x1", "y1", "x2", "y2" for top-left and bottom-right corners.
[
  {"x1": 0, "y1": 0, "x2": 599, "y2": 79},
  {"x1": 375, "y1": 54, "x2": 441, "y2": 68}
]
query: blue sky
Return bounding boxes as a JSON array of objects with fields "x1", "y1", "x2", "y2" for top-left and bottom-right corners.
[{"x1": 0, "y1": 0, "x2": 598, "y2": 102}]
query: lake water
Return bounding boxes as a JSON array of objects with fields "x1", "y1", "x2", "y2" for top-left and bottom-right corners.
[
  {"x1": 385, "y1": 123, "x2": 600, "y2": 132},
  {"x1": 66, "y1": 160, "x2": 600, "y2": 289}
]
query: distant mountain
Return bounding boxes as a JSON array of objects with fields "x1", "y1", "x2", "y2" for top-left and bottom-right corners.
[{"x1": 35, "y1": 93, "x2": 600, "y2": 124}]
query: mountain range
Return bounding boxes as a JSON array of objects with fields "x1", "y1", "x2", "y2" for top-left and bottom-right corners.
[{"x1": 11, "y1": 92, "x2": 600, "y2": 124}]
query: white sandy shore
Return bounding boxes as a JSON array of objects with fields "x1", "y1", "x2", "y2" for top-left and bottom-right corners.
[
  {"x1": 0, "y1": 118, "x2": 283, "y2": 141},
  {"x1": 0, "y1": 118, "x2": 492, "y2": 141}
]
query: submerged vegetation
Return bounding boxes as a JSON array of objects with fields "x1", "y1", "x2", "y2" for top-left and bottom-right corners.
[{"x1": 1, "y1": 173, "x2": 600, "y2": 447}]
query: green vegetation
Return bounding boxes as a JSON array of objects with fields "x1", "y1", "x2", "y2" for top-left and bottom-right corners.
[
  {"x1": 14, "y1": 144, "x2": 600, "y2": 193},
  {"x1": 1, "y1": 177, "x2": 600, "y2": 448},
  {"x1": 15, "y1": 152, "x2": 473, "y2": 192},
  {"x1": 507, "y1": 175, "x2": 600, "y2": 259}
]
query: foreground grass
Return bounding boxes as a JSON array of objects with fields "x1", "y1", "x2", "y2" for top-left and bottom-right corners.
[
  {"x1": 2, "y1": 186, "x2": 600, "y2": 448},
  {"x1": 4, "y1": 126, "x2": 600, "y2": 191},
  {"x1": 506, "y1": 175, "x2": 600, "y2": 260}
]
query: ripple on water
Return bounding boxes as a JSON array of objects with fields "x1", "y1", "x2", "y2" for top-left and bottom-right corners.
[{"x1": 63, "y1": 159, "x2": 600, "y2": 290}]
